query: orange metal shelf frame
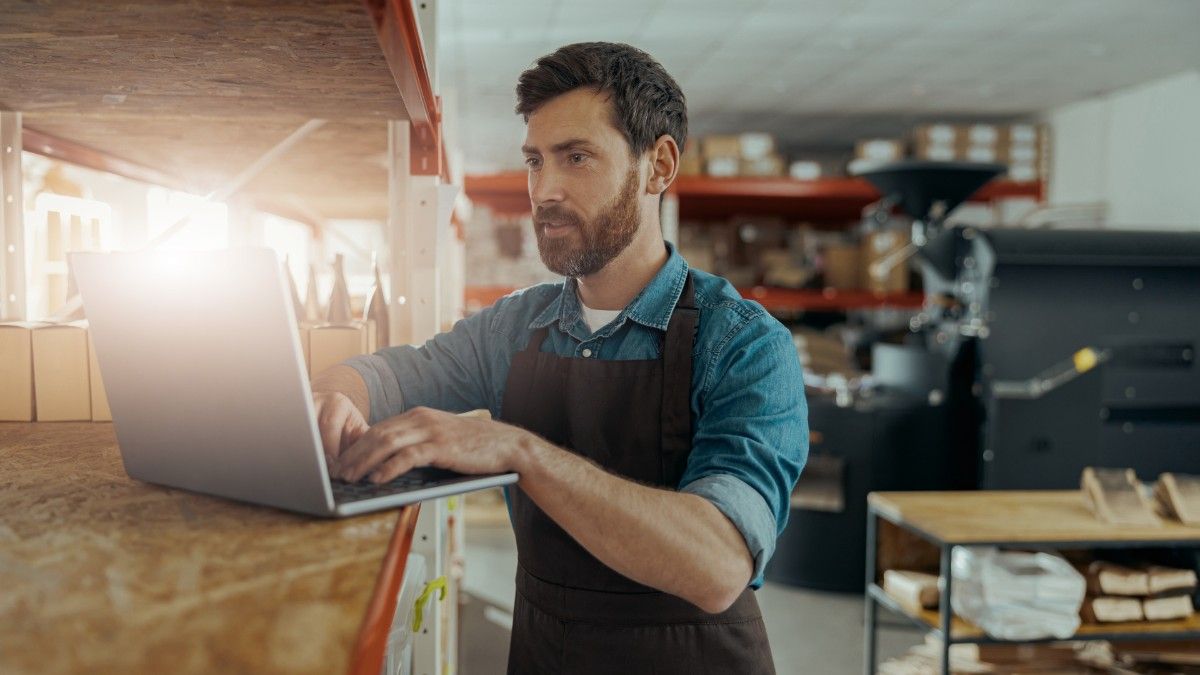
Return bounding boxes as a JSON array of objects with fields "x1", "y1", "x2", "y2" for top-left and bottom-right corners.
[
  {"x1": 348, "y1": 504, "x2": 421, "y2": 675},
  {"x1": 464, "y1": 172, "x2": 1044, "y2": 224},
  {"x1": 466, "y1": 285, "x2": 924, "y2": 313}
]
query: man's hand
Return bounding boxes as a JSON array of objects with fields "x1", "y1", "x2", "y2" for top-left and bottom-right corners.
[
  {"x1": 336, "y1": 407, "x2": 531, "y2": 483},
  {"x1": 310, "y1": 364, "x2": 372, "y2": 474},
  {"x1": 313, "y1": 391, "x2": 369, "y2": 474}
]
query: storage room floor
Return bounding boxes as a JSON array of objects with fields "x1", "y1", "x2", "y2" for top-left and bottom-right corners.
[{"x1": 460, "y1": 524, "x2": 921, "y2": 674}]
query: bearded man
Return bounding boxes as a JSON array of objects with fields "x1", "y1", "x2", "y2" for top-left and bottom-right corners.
[{"x1": 312, "y1": 42, "x2": 807, "y2": 675}]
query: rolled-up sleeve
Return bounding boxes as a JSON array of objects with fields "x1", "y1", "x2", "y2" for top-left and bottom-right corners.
[
  {"x1": 679, "y1": 315, "x2": 808, "y2": 588},
  {"x1": 344, "y1": 307, "x2": 496, "y2": 425}
]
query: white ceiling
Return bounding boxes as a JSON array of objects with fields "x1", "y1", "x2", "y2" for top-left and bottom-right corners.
[{"x1": 436, "y1": 0, "x2": 1200, "y2": 173}]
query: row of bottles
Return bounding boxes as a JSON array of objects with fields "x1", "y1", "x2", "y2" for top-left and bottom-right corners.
[{"x1": 283, "y1": 254, "x2": 390, "y2": 349}]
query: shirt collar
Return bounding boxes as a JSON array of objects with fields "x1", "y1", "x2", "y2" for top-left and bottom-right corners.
[{"x1": 527, "y1": 242, "x2": 690, "y2": 333}]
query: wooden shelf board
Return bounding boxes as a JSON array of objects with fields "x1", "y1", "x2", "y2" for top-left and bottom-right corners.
[
  {"x1": 876, "y1": 585, "x2": 1200, "y2": 642},
  {"x1": 869, "y1": 490, "x2": 1200, "y2": 546}
]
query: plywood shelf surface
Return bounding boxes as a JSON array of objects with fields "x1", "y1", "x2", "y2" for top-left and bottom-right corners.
[
  {"x1": 2, "y1": 0, "x2": 444, "y2": 220},
  {"x1": 0, "y1": 422, "x2": 412, "y2": 675}
]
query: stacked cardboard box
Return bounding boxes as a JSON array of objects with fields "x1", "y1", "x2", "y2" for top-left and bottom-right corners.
[
  {"x1": 861, "y1": 228, "x2": 910, "y2": 293},
  {"x1": 306, "y1": 320, "x2": 375, "y2": 379},
  {"x1": 0, "y1": 322, "x2": 39, "y2": 421},
  {"x1": 908, "y1": 123, "x2": 1048, "y2": 181},
  {"x1": 856, "y1": 138, "x2": 907, "y2": 163},
  {"x1": 961, "y1": 124, "x2": 1001, "y2": 163},
  {"x1": 677, "y1": 138, "x2": 703, "y2": 176},
  {"x1": 0, "y1": 317, "x2": 374, "y2": 423},
  {"x1": 700, "y1": 133, "x2": 785, "y2": 177},
  {"x1": 912, "y1": 124, "x2": 960, "y2": 162},
  {"x1": 1002, "y1": 124, "x2": 1046, "y2": 182},
  {"x1": 0, "y1": 320, "x2": 111, "y2": 422},
  {"x1": 822, "y1": 241, "x2": 861, "y2": 290}
]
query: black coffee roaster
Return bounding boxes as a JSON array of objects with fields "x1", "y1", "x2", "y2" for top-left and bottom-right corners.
[{"x1": 766, "y1": 161, "x2": 1200, "y2": 592}]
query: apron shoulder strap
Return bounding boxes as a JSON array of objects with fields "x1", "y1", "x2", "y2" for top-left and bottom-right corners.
[
  {"x1": 524, "y1": 326, "x2": 551, "y2": 353},
  {"x1": 661, "y1": 272, "x2": 699, "y2": 485}
]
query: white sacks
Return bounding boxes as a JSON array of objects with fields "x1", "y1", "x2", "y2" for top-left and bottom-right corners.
[{"x1": 951, "y1": 547, "x2": 1086, "y2": 640}]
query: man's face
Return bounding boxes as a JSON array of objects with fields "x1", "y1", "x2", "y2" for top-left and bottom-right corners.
[{"x1": 522, "y1": 88, "x2": 644, "y2": 278}]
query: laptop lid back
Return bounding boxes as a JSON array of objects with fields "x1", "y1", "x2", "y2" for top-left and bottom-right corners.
[{"x1": 72, "y1": 248, "x2": 334, "y2": 515}]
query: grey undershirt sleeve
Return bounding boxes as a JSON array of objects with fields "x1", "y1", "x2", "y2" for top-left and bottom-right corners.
[{"x1": 344, "y1": 353, "x2": 404, "y2": 425}]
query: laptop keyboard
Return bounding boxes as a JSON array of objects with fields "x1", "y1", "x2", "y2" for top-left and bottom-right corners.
[{"x1": 330, "y1": 467, "x2": 480, "y2": 504}]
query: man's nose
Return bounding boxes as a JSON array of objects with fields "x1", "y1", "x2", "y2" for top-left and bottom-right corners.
[{"x1": 528, "y1": 166, "x2": 566, "y2": 208}]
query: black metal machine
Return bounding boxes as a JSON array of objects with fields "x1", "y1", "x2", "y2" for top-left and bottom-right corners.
[{"x1": 767, "y1": 160, "x2": 1200, "y2": 592}]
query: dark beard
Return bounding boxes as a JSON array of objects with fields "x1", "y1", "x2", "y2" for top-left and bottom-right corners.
[{"x1": 533, "y1": 166, "x2": 640, "y2": 278}]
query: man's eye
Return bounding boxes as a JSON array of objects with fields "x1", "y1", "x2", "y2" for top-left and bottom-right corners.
[
  {"x1": 568, "y1": 153, "x2": 586, "y2": 165},
  {"x1": 524, "y1": 157, "x2": 541, "y2": 169}
]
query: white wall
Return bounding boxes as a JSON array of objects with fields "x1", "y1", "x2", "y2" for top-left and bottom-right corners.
[{"x1": 1046, "y1": 69, "x2": 1200, "y2": 230}]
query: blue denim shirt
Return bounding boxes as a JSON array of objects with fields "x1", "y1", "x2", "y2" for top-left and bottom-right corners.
[{"x1": 347, "y1": 243, "x2": 808, "y2": 588}]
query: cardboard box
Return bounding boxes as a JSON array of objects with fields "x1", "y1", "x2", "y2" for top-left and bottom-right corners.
[
  {"x1": 677, "y1": 139, "x2": 703, "y2": 176},
  {"x1": 789, "y1": 160, "x2": 822, "y2": 180},
  {"x1": 915, "y1": 123, "x2": 958, "y2": 145},
  {"x1": 31, "y1": 321, "x2": 91, "y2": 421},
  {"x1": 739, "y1": 155, "x2": 785, "y2": 177},
  {"x1": 964, "y1": 124, "x2": 999, "y2": 146},
  {"x1": 296, "y1": 324, "x2": 311, "y2": 374},
  {"x1": 1005, "y1": 123, "x2": 1041, "y2": 146},
  {"x1": 678, "y1": 150, "x2": 703, "y2": 176},
  {"x1": 363, "y1": 319, "x2": 377, "y2": 355},
  {"x1": 862, "y1": 229, "x2": 910, "y2": 293},
  {"x1": 308, "y1": 323, "x2": 369, "y2": 378},
  {"x1": 1006, "y1": 144, "x2": 1039, "y2": 163},
  {"x1": 963, "y1": 145, "x2": 999, "y2": 163},
  {"x1": 705, "y1": 156, "x2": 739, "y2": 177},
  {"x1": 1008, "y1": 162, "x2": 1039, "y2": 182},
  {"x1": 913, "y1": 142, "x2": 956, "y2": 161},
  {"x1": 855, "y1": 139, "x2": 905, "y2": 162},
  {"x1": 0, "y1": 322, "x2": 40, "y2": 421},
  {"x1": 701, "y1": 134, "x2": 740, "y2": 160},
  {"x1": 913, "y1": 124, "x2": 961, "y2": 161},
  {"x1": 1000, "y1": 124, "x2": 1048, "y2": 177},
  {"x1": 738, "y1": 132, "x2": 775, "y2": 160},
  {"x1": 86, "y1": 333, "x2": 111, "y2": 422},
  {"x1": 823, "y1": 243, "x2": 861, "y2": 290}
]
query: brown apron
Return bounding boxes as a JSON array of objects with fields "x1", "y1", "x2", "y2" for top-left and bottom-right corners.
[{"x1": 499, "y1": 273, "x2": 776, "y2": 675}]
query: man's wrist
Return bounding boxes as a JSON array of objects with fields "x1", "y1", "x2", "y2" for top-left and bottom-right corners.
[
  {"x1": 507, "y1": 428, "x2": 550, "y2": 477},
  {"x1": 312, "y1": 364, "x2": 371, "y2": 419}
]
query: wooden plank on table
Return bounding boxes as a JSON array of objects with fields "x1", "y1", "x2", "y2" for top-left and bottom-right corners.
[
  {"x1": 0, "y1": 423, "x2": 403, "y2": 675},
  {"x1": 868, "y1": 491, "x2": 1200, "y2": 545}
]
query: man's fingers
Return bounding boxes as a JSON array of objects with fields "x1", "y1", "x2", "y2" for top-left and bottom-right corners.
[
  {"x1": 317, "y1": 406, "x2": 345, "y2": 463},
  {"x1": 340, "y1": 425, "x2": 432, "y2": 481},
  {"x1": 368, "y1": 443, "x2": 438, "y2": 484},
  {"x1": 344, "y1": 414, "x2": 369, "y2": 448}
]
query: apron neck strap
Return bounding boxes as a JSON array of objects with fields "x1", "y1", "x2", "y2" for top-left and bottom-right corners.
[{"x1": 660, "y1": 272, "x2": 698, "y2": 485}]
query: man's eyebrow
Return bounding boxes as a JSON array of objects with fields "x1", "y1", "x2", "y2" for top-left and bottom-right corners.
[{"x1": 521, "y1": 139, "x2": 599, "y2": 155}]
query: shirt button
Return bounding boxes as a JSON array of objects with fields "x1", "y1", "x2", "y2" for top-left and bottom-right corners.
[{"x1": 581, "y1": 348, "x2": 593, "y2": 358}]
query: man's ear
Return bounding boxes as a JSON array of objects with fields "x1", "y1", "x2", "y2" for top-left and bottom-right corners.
[{"x1": 645, "y1": 134, "x2": 680, "y2": 196}]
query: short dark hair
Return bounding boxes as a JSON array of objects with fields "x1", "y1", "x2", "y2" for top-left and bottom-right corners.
[{"x1": 515, "y1": 42, "x2": 688, "y2": 158}]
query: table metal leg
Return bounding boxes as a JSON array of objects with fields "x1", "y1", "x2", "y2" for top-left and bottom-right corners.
[
  {"x1": 863, "y1": 508, "x2": 878, "y2": 675},
  {"x1": 939, "y1": 544, "x2": 953, "y2": 675}
]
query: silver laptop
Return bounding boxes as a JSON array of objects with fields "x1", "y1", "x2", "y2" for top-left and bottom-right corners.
[{"x1": 72, "y1": 247, "x2": 518, "y2": 517}]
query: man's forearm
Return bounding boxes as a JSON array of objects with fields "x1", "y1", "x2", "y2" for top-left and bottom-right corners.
[
  {"x1": 512, "y1": 436, "x2": 754, "y2": 613},
  {"x1": 311, "y1": 364, "x2": 371, "y2": 419}
]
